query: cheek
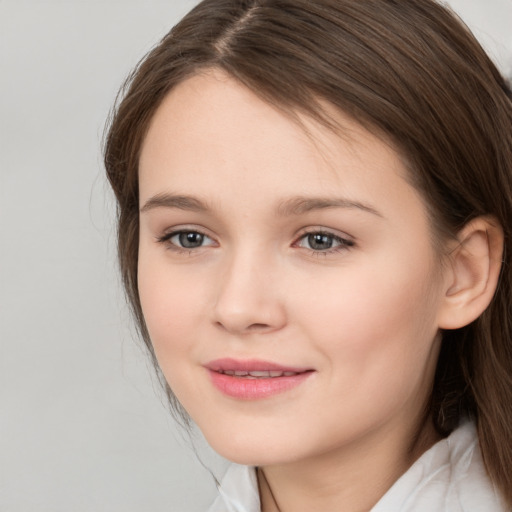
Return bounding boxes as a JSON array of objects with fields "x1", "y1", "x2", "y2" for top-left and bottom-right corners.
[
  {"x1": 293, "y1": 256, "x2": 441, "y2": 388},
  {"x1": 281, "y1": 260, "x2": 443, "y2": 446},
  {"x1": 137, "y1": 250, "x2": 207, "y2": 362},
  {"x1": 137, "y1": 257, "x2": 212, "y2": 409}
]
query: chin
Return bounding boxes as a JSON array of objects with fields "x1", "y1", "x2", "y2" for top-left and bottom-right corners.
[
  {"x1": 196, "y1": 425, "x2": 274, "y2": 465},
  {"x1": 199, "y1": 421, "x2": 314, "y2": 467},
  {"x1": 206, "y1": 434, "x2": 272, "y2": 465}
]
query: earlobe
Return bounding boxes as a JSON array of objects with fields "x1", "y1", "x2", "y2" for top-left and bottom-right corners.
[{"x1": 438, "y1": 216, "x2": 504, "y2": 330}]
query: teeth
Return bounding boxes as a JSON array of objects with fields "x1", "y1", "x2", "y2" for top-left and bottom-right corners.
[
  {"x1": 219, "y1": 370, "x2": 298, "y2": 378},
  {"x1": 249, "y1": 371, "x2": 275, "y2": 377}
]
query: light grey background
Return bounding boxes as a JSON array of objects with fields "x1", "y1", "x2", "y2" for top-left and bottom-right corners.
[{"x1": 1, "y1": 1, "x2": 511, "y2": 511}]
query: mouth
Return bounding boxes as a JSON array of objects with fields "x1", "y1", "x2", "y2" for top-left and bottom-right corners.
[
  {"x1": 216, "y1": 369, "x2": 301, "y2": 378},
  {"x1": 205, "y1": 358, "x2": 314, "y2": 399}
]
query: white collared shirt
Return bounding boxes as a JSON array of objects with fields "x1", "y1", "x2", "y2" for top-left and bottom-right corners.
[{"x1": 207, "y1": 421, "x2": 508, "y2": 511}]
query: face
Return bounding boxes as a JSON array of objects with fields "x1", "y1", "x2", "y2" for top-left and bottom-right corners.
[{"x1": 137, "y1": 70, "x2": 447, "y2": 467}]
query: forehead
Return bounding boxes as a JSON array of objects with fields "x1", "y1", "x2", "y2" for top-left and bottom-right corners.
[{"x1": 138, "y1": 70, "x2": 425, "y2": 226}]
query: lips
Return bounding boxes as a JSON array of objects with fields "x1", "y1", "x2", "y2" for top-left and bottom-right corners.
[{"x1": 205, "y1": 358, "x2": 313, "y2": 399}]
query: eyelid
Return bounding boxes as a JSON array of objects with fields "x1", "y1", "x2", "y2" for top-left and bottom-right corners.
[
  {"x1": 156, "y1": 223, "x2": 213, "y2": 239},
  {"x1": 294, "y1": 226, "x2": 355, "y2": 242}
]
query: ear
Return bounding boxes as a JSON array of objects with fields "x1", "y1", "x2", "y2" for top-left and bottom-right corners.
[{"x1": 437, "y1": 216, "x2": 504, "y2": 330}]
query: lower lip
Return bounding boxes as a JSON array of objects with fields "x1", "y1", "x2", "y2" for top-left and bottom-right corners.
[{"x1": 208, "y1": 370, "x2": 313, "y2": 400}]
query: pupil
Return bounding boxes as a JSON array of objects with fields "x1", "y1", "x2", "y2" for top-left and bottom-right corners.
[
  {"x1": 179, "y1": 232, "x2": 203, "y2": 248},
  {"x1": 309, "y1": 233, "x2": 333, "y2": 250}
]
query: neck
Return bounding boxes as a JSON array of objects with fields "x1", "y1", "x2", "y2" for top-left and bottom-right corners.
[{"x1": 258, "y1": 415, "x2": 441, "y2": 512}]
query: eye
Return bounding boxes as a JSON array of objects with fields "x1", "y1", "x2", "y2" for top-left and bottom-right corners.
[
  {"x1": 173, "y1": 231, "x2": 206, "y2": 248},
  {"x1": 295, "y1": 231, "x2": 354, "y2": 252},
  {"x1": 157, "y1": 229, "x2": 216, "y2": 250}
]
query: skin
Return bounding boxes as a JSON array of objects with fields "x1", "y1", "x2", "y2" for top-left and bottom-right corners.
[{"x1": 137, "y1": 70, "x2": 453, "y2": 511}]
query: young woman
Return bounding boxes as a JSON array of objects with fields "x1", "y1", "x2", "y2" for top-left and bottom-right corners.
[{"x1": 104, "y1": 0, "x2": 512, "y2": 510}]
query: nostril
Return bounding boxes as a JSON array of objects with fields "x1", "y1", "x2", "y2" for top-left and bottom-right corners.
[
  {"x1": 247, "y1": 323, "x2": 271, "y2": 331},
  {"x1": 214, "y1": 321, "x2": 272, "y2": 333}
]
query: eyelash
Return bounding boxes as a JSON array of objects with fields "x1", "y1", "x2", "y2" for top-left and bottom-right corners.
[{"x1": 156, "y1": 229, "x2": 355, "y2": 256}]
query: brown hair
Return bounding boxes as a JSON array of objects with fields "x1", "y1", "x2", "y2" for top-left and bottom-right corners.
[{"x1": 104, "y1": 0, "x2": 512, "y2": 503}]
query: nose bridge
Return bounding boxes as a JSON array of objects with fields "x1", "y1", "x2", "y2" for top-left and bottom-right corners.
[{"x1": 212, "y1": 242, "x2": 286, "y2": 334}]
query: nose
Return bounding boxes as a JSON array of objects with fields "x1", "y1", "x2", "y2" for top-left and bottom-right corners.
[{"x1": 212, "y1": 249, "x2": 287, "y2": 335}]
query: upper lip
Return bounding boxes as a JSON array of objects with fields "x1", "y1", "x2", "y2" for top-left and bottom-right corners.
[{"x1": 205, "y1": 358, "x2": 312, "y2": 374}]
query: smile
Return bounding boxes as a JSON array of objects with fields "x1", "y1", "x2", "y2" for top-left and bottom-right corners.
[
  {"x1": 217, "y1": 370, "x2": 300, "y2": 378},
  {"x1": 205, "y1": 359, "x2": 314, "y2": 400}
]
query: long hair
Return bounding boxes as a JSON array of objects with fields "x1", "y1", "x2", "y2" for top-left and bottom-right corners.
[{"x1": 104, "y1": 0, "x2": 512, "y2": 503}]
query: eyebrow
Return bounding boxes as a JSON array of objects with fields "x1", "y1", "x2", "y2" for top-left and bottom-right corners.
[
  {"x1": 140, "y1": 193, "x2": 209, "y2": 213},
  {"x1": 276, "y1": 196, "x2": 383, "y2": 218},
  {"x1": 140, "y1": 192, "x2": 383, "y2": 218}
]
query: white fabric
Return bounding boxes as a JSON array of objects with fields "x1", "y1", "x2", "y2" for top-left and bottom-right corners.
[{"x1": 207, "y1": 421, "x2": 508, "y2": 511}]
